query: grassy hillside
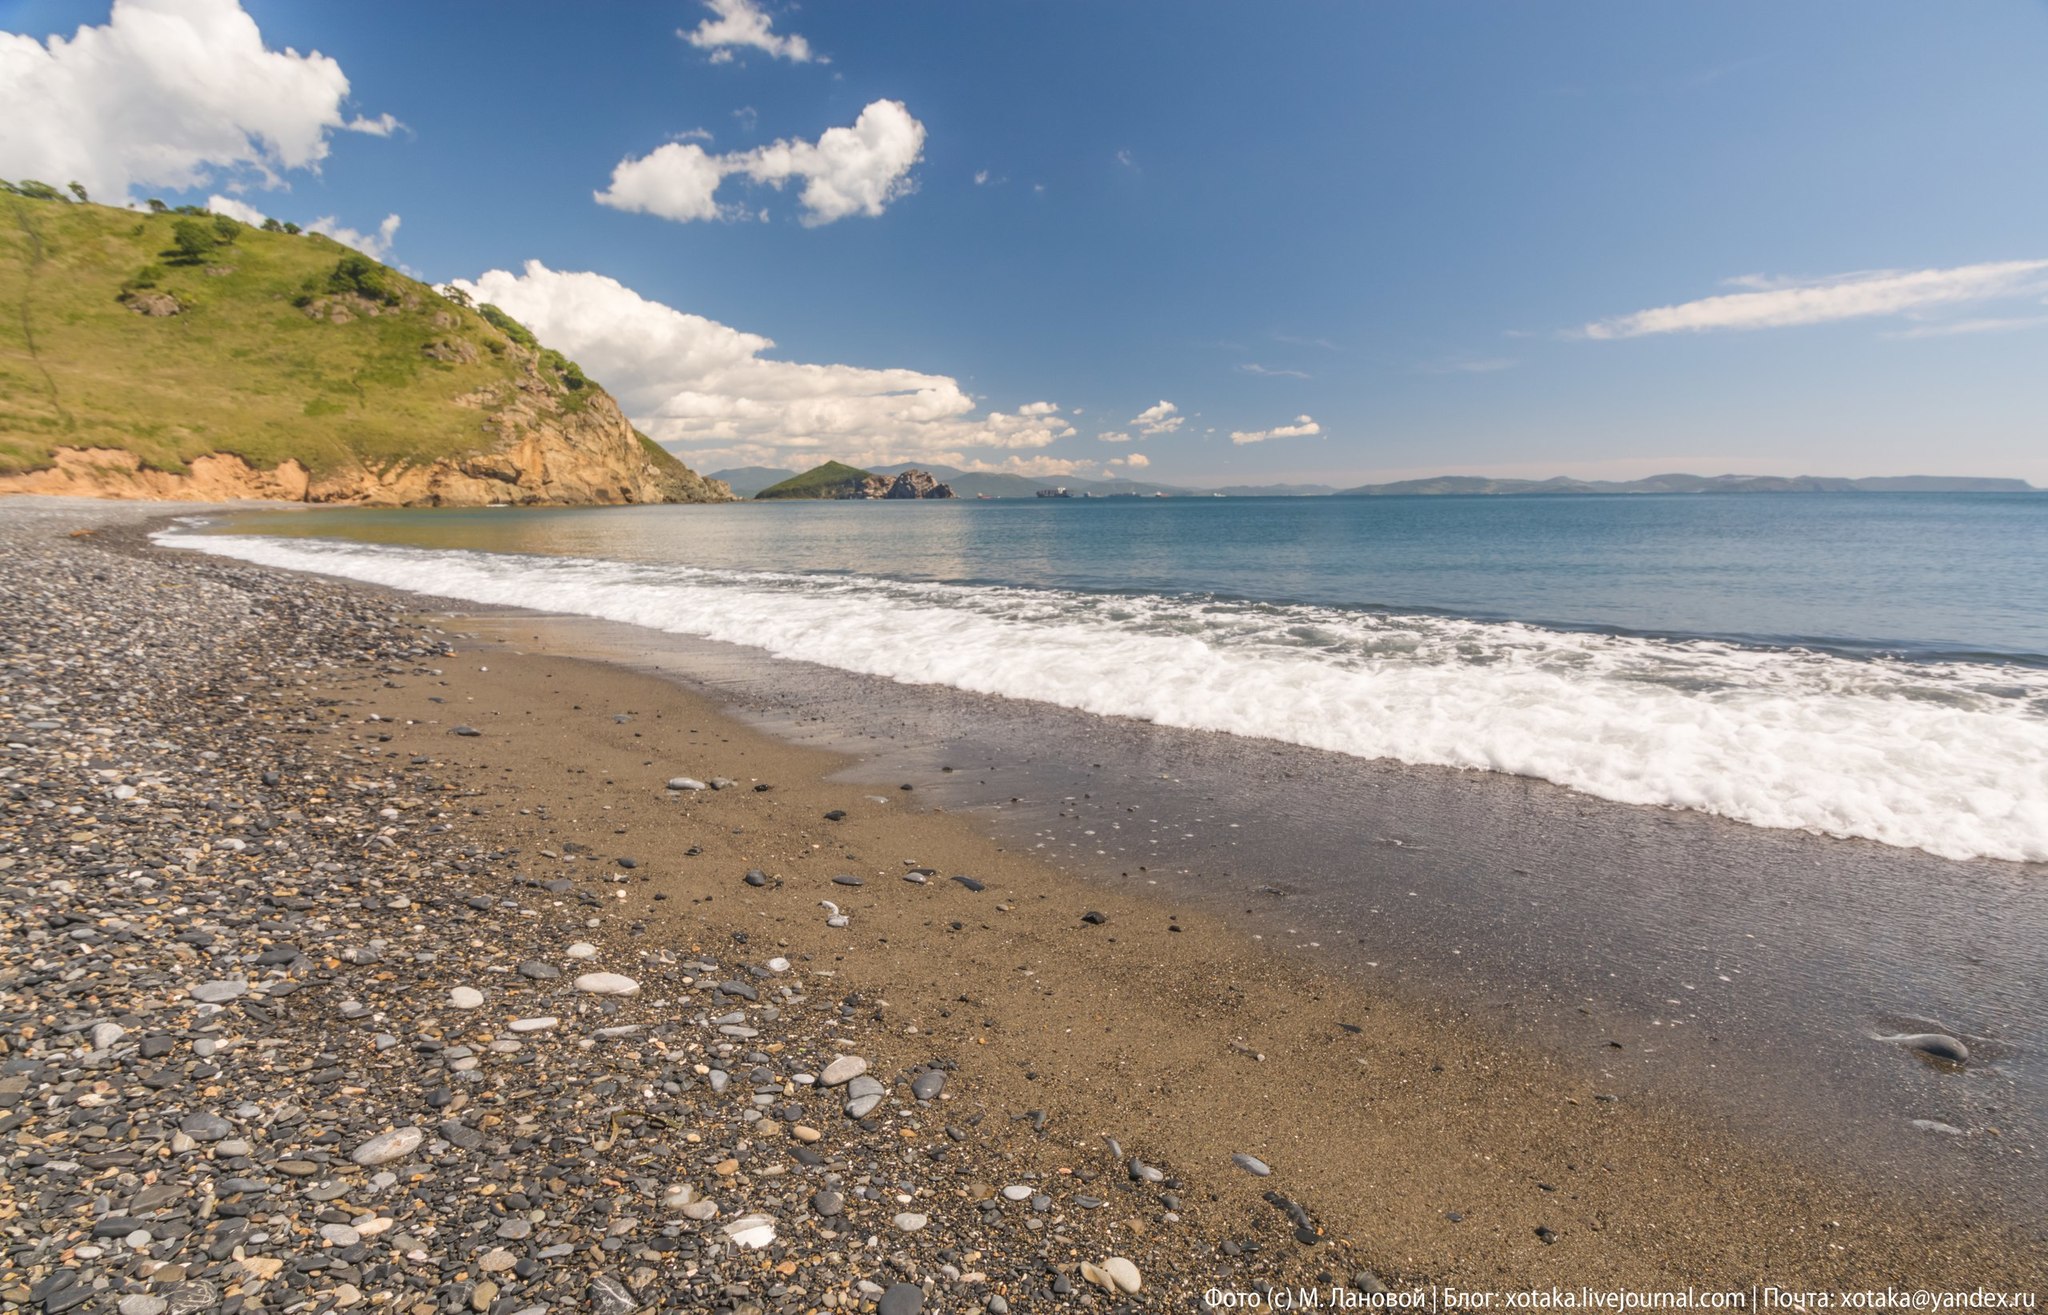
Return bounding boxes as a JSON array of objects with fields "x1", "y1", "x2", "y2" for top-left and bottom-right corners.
[
  {"x1": 0, "y1": 190, "x2": 714, "y2": 498},
  {"x1": 755, "y1": 461, "x2": 874, "y2": 499}
]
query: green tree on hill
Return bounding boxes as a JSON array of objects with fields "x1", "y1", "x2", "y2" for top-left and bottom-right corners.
[
  {"x1": 168, "y1": 217, "x2": 219, "y2": 263},
  {"x1": 67, "y1": 182, "x2": 88, "y2": 203},
  {"x1": 6, "y1": 179, "x2": 66, "y2": 201},
  {"x1": 324, "y1": 252, "x2": 401, "y2": 304}
]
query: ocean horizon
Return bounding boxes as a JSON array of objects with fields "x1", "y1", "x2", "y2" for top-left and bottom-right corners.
[{"x1": 168, "y1": 491, "x2": 2048, "y2": 865}]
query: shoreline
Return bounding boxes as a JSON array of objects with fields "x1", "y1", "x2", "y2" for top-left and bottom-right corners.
[
  {"x1": 3, "y1": 497, "x2": 2042, "y2": 1309},
  {"x1": 375, "y1": 605, "x2": 2047, "y2": 1222}
]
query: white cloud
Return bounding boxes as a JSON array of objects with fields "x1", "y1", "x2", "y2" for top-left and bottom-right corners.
[
  {"x1": 0, "y1": 0, "x2": 395, "y2": 203},
  {"x1": 597, "y1": 99, "x2": 924, "y2": 227},
  {"x1": 680, "y1": 0, "x2": 812, "y2": 63},
  {"x1": 1116, "y1": 148, "x2": 1135, "y2": 168},
  {"x1": 344, "y1": 112, "x2": 402, "y2": 137},
  {"x1": 1111, "y1": 452, "x2": 1151, "y2": 469},
  {"x1": 1581, "y1": 260, "x2": 2048, "y2": 339},
  {"x1": 1230, "y1": 415, "x2": 1321, "y2": 445},
  {"x1": 1096, "y1": 431, "x2": 1132, "y2": 444},
  {"x1": 308, "y1": 212, "x2": 400, "y2": 261},
  {"x1": 1130, "y1": 400, "x2": 1184, "y2": 435},
  {"x1": 1239, "y1": 362, "x2": 1311, "y2": 379},
  {"x1": 451, "y1": 261, "x2": 1078, "y2": 471},
  {"x1": 205, "y1": 193, "x2": 267, "y2": 225},
  {"x1": 960, "y1": 454, "x2": 1096, "y2": 477},
  {"x1": 973, "y1": 169, "x2": 990, "y2": 185}
]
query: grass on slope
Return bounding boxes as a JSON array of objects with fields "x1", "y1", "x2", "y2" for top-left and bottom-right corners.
[
  {"x1": 0, "y1": 192, "x2": 594, "y2": 478},
  {"x1": 754, "y1": 460, "x2": 874, "y2": 499}
]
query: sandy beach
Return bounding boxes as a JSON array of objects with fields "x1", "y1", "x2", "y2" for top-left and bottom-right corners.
[{"x1": 3, "y1": 498, "x2": 2043, "y2": 1315}]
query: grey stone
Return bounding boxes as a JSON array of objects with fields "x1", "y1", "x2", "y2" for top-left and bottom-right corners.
[{"x1": 878, "y1": 1284, "x2": 925, "y2": 1315}]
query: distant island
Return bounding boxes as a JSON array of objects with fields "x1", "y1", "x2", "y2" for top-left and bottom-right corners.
[
  {"x1": 715, "y1": 461, "x2": 1341, "y2": 500},
  {"x1": 753, "y1": 462, "x2": 956, "y2": 500},
  {"x1": 714, "y1": 461, "x2": 2036, "y2": 501}
]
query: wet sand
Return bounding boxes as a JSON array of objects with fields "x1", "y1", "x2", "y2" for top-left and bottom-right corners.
[
  {"x1": 446, "y1": 609, "x2": 2048, "y2": 1217},
  {"x1": 333, "y1": 602, "x2": 2046, "y2": 1287}
]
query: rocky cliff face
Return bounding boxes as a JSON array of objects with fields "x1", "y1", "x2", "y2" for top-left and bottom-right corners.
[
  {"x1": 856, "y1": 469, "x2": 956, "y2": 500},
  {"x1": 0, "y1": 354, "x2": 734, "y2": 507}
]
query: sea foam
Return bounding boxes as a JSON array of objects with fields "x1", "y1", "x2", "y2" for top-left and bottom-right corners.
[{"x1": 161, "y1": 531, "x2": 2048, "y2": 864}]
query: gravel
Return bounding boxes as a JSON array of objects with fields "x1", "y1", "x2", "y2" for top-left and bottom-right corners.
[{"x1": 0, "y1": 500, "x2": 1356, "y2": 1313}]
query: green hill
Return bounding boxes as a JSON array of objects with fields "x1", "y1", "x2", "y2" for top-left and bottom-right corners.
[
  {"x1": 0, "y1": 188, "x2": 730, "y2": 505},
  {"x1": 755, "y1": 461, "x2": 875, "y2": 499}
]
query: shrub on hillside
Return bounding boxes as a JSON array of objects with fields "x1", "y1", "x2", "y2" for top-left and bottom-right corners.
[
  {"x1": 325, "y1": 253, "x2": 402, "y2": 305},
  {"x1": 477, "y1": 304, "x2": 538, "y2": 350},
  {"x1": 4, "y1": 179, "x2": 67, "y2": 201}
]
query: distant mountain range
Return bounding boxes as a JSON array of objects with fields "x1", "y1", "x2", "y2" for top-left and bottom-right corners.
[
  {"x1": 709, "y1": 461, "x2": 1339, "y2": 499},
  {"x1": 708, "y1": 462, "x2": 2036, "y2": 501},
  {"x1": 1333, "y1": 473, "x2": 2038, "y2": 496}
]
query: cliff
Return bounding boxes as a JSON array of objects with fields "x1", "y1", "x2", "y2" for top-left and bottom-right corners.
[{"x1": 0, "y1": 191, "x2": 732, "y2": 506}]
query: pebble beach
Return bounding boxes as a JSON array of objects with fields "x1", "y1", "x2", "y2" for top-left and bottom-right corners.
[{"x1": 3, "y1": 498, "x2": 2043, "y2": 1315}]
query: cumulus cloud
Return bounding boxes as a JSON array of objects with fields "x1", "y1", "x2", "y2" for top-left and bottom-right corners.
[
  {"x1": 1130, "y1": 400, "x2": 1184, "y2": 435},
  {"x1": 451, "y1": 261, "x2": 1078, "y2": 471},
  {"x1": 680, "y1": 0, "x2": 812, "y2": 64},
  {"x1": 0, "y1": 0, "x2": 396, "y2": 203},
  {"x1": 597, "y1": 99, "x2": 923, "y2": 227},
  {"x1": 1230, "y1": 415, "x2": 1321, "y2": 445},
  {"x1": 205, "y1": 193, "x2": 268, "y2": 225},
  {"x1": 1580, "y1": 260, "x2": 2048, "y2": 339},
  {"x1": 960, "y1": 455, "x2": 1096, "y2": 478},
  {"x1": 1095, "y1": 431, "x2": 1132, "y2": 444},
  {"x1": 308, "y1": 212, "x2": 401, "y2": 261},
  {"x1": 1110, "y1": 452, "x2": 1151, "y2": 469}
]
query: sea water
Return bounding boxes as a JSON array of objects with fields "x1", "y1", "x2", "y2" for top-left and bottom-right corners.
[{"x1": 162, "y1": 492, "x2": 2048, "y2": 864}]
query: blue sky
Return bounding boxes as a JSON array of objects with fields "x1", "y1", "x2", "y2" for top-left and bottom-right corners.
[{"x1": 4, "y1": 0, "x2": 2047, "y2": 485}]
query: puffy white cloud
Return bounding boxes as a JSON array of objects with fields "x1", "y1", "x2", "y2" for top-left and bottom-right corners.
[
  {"x1": 1580, "y1": 260, "x2": 2048, "y2": 339},
  {"x1": 960, "y1": 454, "x2": 1097, "y2": 477},
  {"x1": 0, "y1": 0, "x2": 395, "y2": 203},
  {"x1": 1230, "y1": 415, "x2": 1321, "y2": 445},
  {"x1": 451, "y1": 261, "x2": 1078, "y2": 471},
  {"x1": 1111, "y1": 452, "x2": 1151, "y2": 469},
  {"x1": 597, "y1": 99, "x2": 924, "y2": 227},
  {"x1": 1130, "y1": 400, "x2": 1184, "y2": 435},
  {"x1": 1095, "y1": 431, "x2": 1133, "y2": 444},
  {"x1": 205, "y1": 193, "x2": 268, "y2": 225},
  {"x1": 680, "y1": 0, "x2": 812, "y2": 64},
  {"x1": 308, "y1": 212, "x2": 400, "y2": 261},
  {"x1": 205, "y1": 194, "x2": 402, "y2": 261}
]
